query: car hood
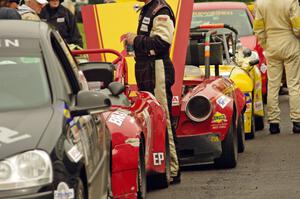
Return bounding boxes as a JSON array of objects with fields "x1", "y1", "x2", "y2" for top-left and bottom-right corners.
[
  {"x1": 240, "y1": 35, "x2": 257, "y2": 50},
  {"x1": 0, "y1": 107, "x2": 53, "y2": 160}
]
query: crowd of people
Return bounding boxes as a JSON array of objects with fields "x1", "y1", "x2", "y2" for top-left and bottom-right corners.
[{"x1": 0, "y1": 0, "x2": 82, "y2": 47}]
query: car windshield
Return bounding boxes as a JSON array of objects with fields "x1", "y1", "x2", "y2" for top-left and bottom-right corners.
[
  {"x1": 191, "y1": 9, "x2": 253, "y2": 37},
  {"x1": 0, "y1": 41, "x2": 50, "y2": 111}
]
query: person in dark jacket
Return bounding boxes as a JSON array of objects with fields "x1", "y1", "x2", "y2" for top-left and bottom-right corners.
[
  {"x1": 40, "y1": 0, "x2": 82, "y2": 47},
  {"x1": 123, "y1": 0, "x2": 181, "y2": 184},
  {"x1": 0, "y1": 0, "x2": 21, "y2": 19},
  {"x1": 7, "y1": 0, "x2": 19, "y2": 9}
]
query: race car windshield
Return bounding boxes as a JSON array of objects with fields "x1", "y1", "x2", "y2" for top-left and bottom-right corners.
[
  {"x1": 191, "y1": 9, "x2": 253, "y2": 37},
  {"x1": 0, "y1": 53, "x2": 50, "y2": 111}
]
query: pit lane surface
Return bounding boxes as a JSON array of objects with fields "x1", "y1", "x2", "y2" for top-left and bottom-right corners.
[{"x1": 148, "y1": 95, "x2": 300, "y2": 199}]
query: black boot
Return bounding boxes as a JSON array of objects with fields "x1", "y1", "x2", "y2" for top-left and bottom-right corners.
[
  {"x1": 269, "y1": 123, "x2": 280, "y2": 134},
  {"x1": 170, "y1": 170, "x2": 181, "y2": 185},
  {"x1": 293, "y1": 122, "x2": 300, "y2": 134}
]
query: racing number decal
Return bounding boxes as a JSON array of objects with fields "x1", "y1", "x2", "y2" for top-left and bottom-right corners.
[
  {"x1": 0, "y1": 127, "x2": 31, "y2": 145},
  {"x1": 153, "y1": 152, "x2": 164, "y2": 166}
]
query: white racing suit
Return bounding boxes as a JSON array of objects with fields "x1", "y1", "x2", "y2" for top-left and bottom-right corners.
[{"x1": 254, "y1": 0, "x2": 300, "y2": 123}]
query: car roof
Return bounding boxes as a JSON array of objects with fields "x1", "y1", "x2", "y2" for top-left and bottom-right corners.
[
  {"x1": 0, "y1": 20, "x2": 50, "y2": 39},
  {"x1": 194, "y1": 2, "x2": 248, "y2": 11}
]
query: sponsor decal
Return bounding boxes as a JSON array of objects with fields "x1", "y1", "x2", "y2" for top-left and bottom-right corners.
[
  {"x1": 172, "y1": 96, "x2": 179, "y2": 106},
  {"x1": 212, "y1": 112, "x2": 227, "y2": 124},
  {"x1": 209, "y1": 135, "x2": 220, "y2": 142},
  {"x1": 57, "y1": 17, "x2": 65, "y2": 23},
  {"x1": 260, "y1": 63, "x2": 267, "y2": 74},
  {"x1": 254, "y1": 101, "x2": 263, "y2": 111},
  {"x1": 142, "y1": 17, "x2": 150, "y2": 25},
  {"x1": 245, "y1": 93, "x2": 252, "y2": 104},
  {"x1": 216, "y1": 95, "x2": 231, "y2": 109},
  {"x1": 108, "y1": 111, "x2": 127, "y2": 126},
  {"x1": 153, "y1": 152, "x2": 164, "y2": 166},
  {"x1": 0, "y1": 127, "x2": 31, "y2": 146},
  {"x1": 125, "y1": 138, "x2": 140, "y2": 147},
  {"x1": 255, "y1": 81, "x2": 261, "y2": 90},
  {"x1": 149, "y1": 49, "x2": 156, "y2": 55},
  {"x1": 0, "y1": 39, "x2": 19, "y2": 48},
  {"x1": 193, "y1": 10, "x2": 233, "y2": 16},
  {"x1": 67, "y1": 145, "x2": 83, "y2": 163},
  {"x1": 54, "y1": 182, "x2": 75, "y2": 199},
  {"x1": 140, "y1": 24, "x2": 148, "y2": 32}
]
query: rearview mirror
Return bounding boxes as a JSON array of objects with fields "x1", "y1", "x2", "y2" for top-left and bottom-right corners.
[
  {"x1": 249, "y1": 59, "x2": 260, "y2": 66},
  {"x1": 71, "y1": 90, "x2": 111, "y2": 116},
  {"x1": 108, "y1": 82, "x2": 125, "y2": 96}
]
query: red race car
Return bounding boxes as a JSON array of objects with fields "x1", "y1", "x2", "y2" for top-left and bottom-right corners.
[
  {"x1": 72, "y1": 49, "x2": 170, "y2": 198},
  {"x1": 192, "y1": 2, "x2": 268, "y2": 103},
  {"x1": 176, "y1": 25, "x2": 246, "y2": 168}
]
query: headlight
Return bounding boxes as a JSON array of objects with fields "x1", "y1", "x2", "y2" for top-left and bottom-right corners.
[
  {"x1": 0, "y1": 150, "x2": 52, "y2": 191},
  {"x1": 186, "y1": 96, "x2": 212, "y2": 122}
]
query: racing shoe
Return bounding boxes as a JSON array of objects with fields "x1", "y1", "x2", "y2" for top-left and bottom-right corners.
[
  {"x1": 293, "y1": 122, "x2": 300, "y2": 134},
  {"x1": 269, "y1": 123, "x2": 280, "y2": 134},
  {"x1": 170, "y1": 171, "x2": 181, "y2": 185}
]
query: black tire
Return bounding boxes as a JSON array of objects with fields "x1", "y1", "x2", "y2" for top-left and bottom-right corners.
[
  {"x1": 74, "y1": 177, "x2": 86, "y2": 199},
  {"x1": 263, "y1": 93, "x2": 267, "y2": 104},
  {"x1": 255, "y1": 116, "x2": 264, "y2": 131},
  {"x1": 147, "y1": 133, "x2": 170, "y2": 190},
  {"x1": 215, "y1": 119, "x2": 238, "y2": 169},
  {"x1": 237, "y1": 116, "x2": 245, "y2": 153},
  {"x1": 137, "y1": 141, "x2": 146, "y2": 199},
  {"x1": 245, "y1": 115, "x2": 255, "y2": 140}
]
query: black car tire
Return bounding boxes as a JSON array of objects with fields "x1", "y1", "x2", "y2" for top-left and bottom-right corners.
[
  {"x1": 263, "y1": 93, "x2": 267, "y2": 104},
  {"x1": 237, "y1": 115, "x2": 245, "y2": 153},
  {"x1": 215, "y1": 118, "x2": 238, "y2": 169},
  {"x1": 255, "y1": 115, "x2": 264, "y2": 131},
  {"x1": 147, "y1": 132, "x2": 171, "y2": 190},
  {"x1": 137, "y1": 141, "x2": 146, "y2": 199}
]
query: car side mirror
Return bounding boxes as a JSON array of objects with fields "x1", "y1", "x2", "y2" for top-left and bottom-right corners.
[
  {"x1": 108, "y1": 82, "x2": 125, "y2": 96},
  {"x1": 71, "y1": 90, "x2": 111, "y2": 116},
  {"x1": 249, "y1": 59, "x2": 260, "y2": 66},
  {"x1": 243, "y1": 48, "x2": 252, "y2": 58}
]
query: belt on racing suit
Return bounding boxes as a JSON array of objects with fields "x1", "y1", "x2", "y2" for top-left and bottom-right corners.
[{"x1": 134, "y1": 54, "x2": 169, "y2": 62}]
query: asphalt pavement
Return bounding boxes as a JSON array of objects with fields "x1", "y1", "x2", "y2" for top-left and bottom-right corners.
[{"x1": 148, "y1": 95, "x2": 300, "y2": 199}]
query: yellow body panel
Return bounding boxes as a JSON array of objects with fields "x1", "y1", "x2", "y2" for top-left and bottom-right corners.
[
  {"x1": 248, "y1": 66, "x2": 264, "y2": 117},
  {"x1": 230, "y1": 67, "x2": 253, "y2": 93},
  {"x1": 243, "y1": 92, "x2": 253, "y2": 133},
  {"x1": 94, "y1": 1, "x2": 179, "y2": 85}
]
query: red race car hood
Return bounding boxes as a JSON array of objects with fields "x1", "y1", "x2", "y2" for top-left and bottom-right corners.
[{"x1": 239, "y1": 35, "x2": 257, "y2": 51}]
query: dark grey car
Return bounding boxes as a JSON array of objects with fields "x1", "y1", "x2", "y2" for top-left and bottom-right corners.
[{"x1": 0, "y1": 20, "x2": 111, "y2": 199}]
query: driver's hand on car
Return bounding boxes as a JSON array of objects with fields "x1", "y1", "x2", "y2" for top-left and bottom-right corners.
[{"x1": 124, "y1": 32, "x2": 137, "y2": 45}]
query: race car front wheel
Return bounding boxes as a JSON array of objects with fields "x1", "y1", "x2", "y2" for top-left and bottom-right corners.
[
  {"x1": 215, "y1": 118, "x2": 238, "y2": 169},
  {"x1": 147, "y1": 132, "x2": 171, "y2": 189},
  {"x1": 137, "y1": 141, "x2": 146, "y2": 199},
  {"x1": 237, "y1": 115, "x2": 245, "y2": 153}
]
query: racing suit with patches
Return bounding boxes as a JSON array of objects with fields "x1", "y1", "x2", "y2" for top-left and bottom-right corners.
[
  {"x1": 254, "y1": 0, "x2": 300, "y2": 123},
  {"x1": 133, "y1": 0, "x2": 179, "y2": 177}
]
